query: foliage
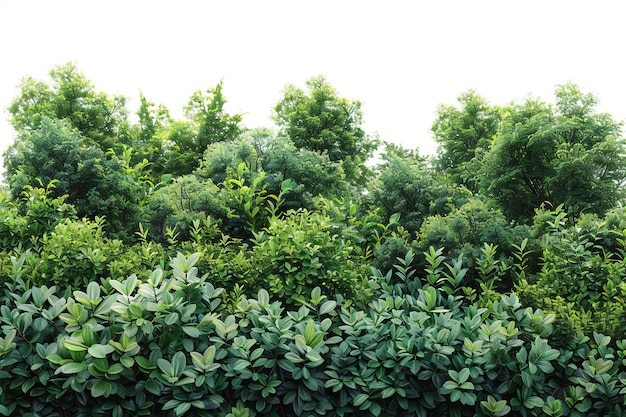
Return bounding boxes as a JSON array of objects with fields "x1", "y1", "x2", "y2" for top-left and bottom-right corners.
[
  {"x1": 249, "y1": 208, "x2": 369, "y2": 306},
  {"x1": 0, "y1": 183, "x2": 76, "y2": 252},
  {"x1": 4, "y1": 117, "x2": 145, "y2": 241},
  {"x1": 129, "y1": 92, "x2": 172, "y2": 178},
  {"x1": 0, "y1": 217, "x2": 125, "y2": 290},
  {"x1": 273, "y1": 75, "x2": 378, "y2": 185},
  {"x1": 416, "y1": 197, "x2": 532, "y2": 287},
  {"x1": 4, "y1": 64, "x2": 626, "y2": 416},
  {"x1": 366, "y1": 143, "x2": 472, "y2": 235},
  {"x1": 1, "y1": 252, "x2": 625, "y2": 416},
  {"x1": 481, "y1": 83, "x2": 625, "y2": 222},
  {"x1": 518, "y1": 205, "x2": 626, "y2": 342},
  {"x1": 143, "y1": 175, "x2": 228, "y2": 241},
  {"x1": 164, "y1": 81, "x2": 242, "y2": 176},
  {"x1": 432, "y1": 90, "x2": 500, "y2": 192},
  {"x1": 7, "y1": 62, "x2": 130, "y2": 153},
  {"x1": 260, "y1": 136, "x2": 350, "y2": 208}
]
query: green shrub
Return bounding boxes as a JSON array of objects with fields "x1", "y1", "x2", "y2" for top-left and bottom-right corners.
[
  {"x1": 520, "y1": 205, "x2": 626, "y2": 340},
  {"x1": 1, "y1": 252, "x2": 625, "y2": 416},
  {"x1": 30, "y1": 217, "x2": 123, "y2": 289}
]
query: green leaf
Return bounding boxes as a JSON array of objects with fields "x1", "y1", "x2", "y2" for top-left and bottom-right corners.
[
  {"x1": 56, "y1": 362, "x2": 87, "y2": 374},
  {"x1": 354, "y1": 393, "x2": 369, "y2": 407},
  {"x1": 81, "y1": 325, "x2": 96, "y2": 346},
  {"x1": 171, "y1": 351, "x2": 187, "y2": 377},
  {"x1": 88, "y1": 343, "x2": 114, "y2": 358},
  {"x1": 91, "y1": 380, "x2": 113, "y2": 398},
  {"x1": 163, "y1": 400, "x2": 181, "y2": 411},
  {"x1": 524, "y1": 396, "x2": 545, "y2": 409},
  {"x1": 318, "y1": 300, "x2": 337, "y2": 316},
  {"x1": 257, "y1": 289, "x2": 270, "y2": 306},
  {"x1": 186, "y1": 252, "x2": 201, "y2": 270},
  {"x1": 182, "y1": 326, "x2": 200, "y2": 338},
  {"x1": 63, "y1": 339, "x2": 88, "y2": 352},
  {"x1": 233, "y1": 359, "x2": 250, "y2": 371},
  {"x1": 93, "y1": 294, "x2": 117, "y2": 316},
  {"x1": 305, "y1": 319, "x2": 316, "y2": 344},
  {"x1": 86, "y1": 281, "x2": 101, "y2": 302},
  {"x1": 176, "y1": 402, "x2": 192, "y2": 416},
  {"x1": 145, "y1": 379, "x2": 162, "y2": 395}
]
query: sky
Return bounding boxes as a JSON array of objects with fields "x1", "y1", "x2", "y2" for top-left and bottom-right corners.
[{"x1": 1, "y1": 1, "x2": 625, "y2": 168}]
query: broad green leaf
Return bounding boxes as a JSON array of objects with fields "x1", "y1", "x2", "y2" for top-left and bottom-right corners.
[
  {"x1": 63, "y1": 339, "x2": 87, "y2": 352},
  {"x1": 182, "y1": 326, "x2": 200, "y2": 338},
  {"x1": 86, "y1": 281, "x2": 101, "y2": 302},
  {"x1": 91, "y1": 380, "x2": 113, "y2": 398},
  {"x1": 318, "y1": 300, "x2": 337, "y2": 316},
  {"x1": 171, "y1": 351, "x2": 187, "y2": 377},
  {"x1": 233, "y1": 359, "x2": 250, "y2": 371},
  {"x1": 175, "y1": 402, "x2": 192, "y2": 416},
  {"x1": 56, "y1": 362, "x2": 87, "y2": 374},
  {"x1": 354, "y1": 393, "x2": 369, "y2": 407},
  {"x1": 93, "y1": 294, "x2": 117, "y2": 316},
  {"x1": 88, "y1": 343, "x2": 114, "y2": 358}
]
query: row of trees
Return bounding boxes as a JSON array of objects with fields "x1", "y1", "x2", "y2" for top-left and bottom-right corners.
[
  {"x1": 2, "y1": 63, "x2": 626, "y2": 415},
  {"x1": 4, "y1": 63, "x2": 626, "y2": 338},
  {"x1": 5, "y1": 64, "x2": 624, "y2": 240}
]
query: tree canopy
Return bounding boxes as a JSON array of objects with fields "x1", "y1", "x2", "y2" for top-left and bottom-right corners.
[
  {"x1": 273, "y1": 75, "x2": 377, "y2": 184},
  {"x1": 432, "y1": 90, "x2": 500, "y2": 192},
  {"x1": 481, "y1": 83, "x2": 625, "y2": 221}
]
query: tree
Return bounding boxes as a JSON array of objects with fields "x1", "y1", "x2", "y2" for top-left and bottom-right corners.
[
  {"x1": 273, "y1": 76, "x2": 377, "y2": 184},
  {"x1": 432, "y1": 91, "x2": 500, "y2": 192},
  {"x1": 481, "y1": 83, "x2": 625, "y2": 222},
  {"x1": 130, "y1": 93, "x2": 172, "y2": 178},
  {"x1": 260, "y1": 136, "x2": 349, "y2": 208},
  {"x1": 3, "y1": 117, "x2": 143, "y2": 241},
  {"x1": 8, "y1": 62, "x2": 130, "y2": 153},
  {"x1": 164, "y1": 81, "x2": 242, "y2": 176},
  {"x1": 366, "y1": 143, "x2": 471, "y2": 235},
  {"x1": 194, "y1": 134, "x2": 350, "y2": 210}
]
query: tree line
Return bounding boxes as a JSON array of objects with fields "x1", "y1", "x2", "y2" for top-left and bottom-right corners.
[{"x1": 1, "y1": 63, "x2": 626, "y2": 416}]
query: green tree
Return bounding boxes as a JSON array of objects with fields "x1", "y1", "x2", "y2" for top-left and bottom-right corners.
[
  {"x1": 165, "y1": 81, "x2": 242, "y2": 176},
  {"x1": 3, "y1": 117, "x2": 143, "y2": 241},
  {"x1": 481, "y1": 83, "x2": 625, "y2": 222},
  {"x1": 366, "y1": 143, "x2": 471, "y2": 235},
  {"x1": 143, "y1": 174, "x2": 227, "y2": 240},
  {"x1": 8, "y1": 62, "x2": 130, "y2": 153},
  {"x1": 195, "y1": 137, "x2": 258, "y2": 185},
  {"x1": 194, "y1": 133, "x2": 351, "y2": 210},
  {"x1": 260, "y1": 136, "x2": 349, "y2": 208},
  {"x1": 273, "y1": 76, "x2": 377, "y2": 184},
  {"x1": 432, "y1": 90, "x2": 500, "y2": 191},
  {"x1": 130, "y1": 92, "x2": 172, "y2": 177}
]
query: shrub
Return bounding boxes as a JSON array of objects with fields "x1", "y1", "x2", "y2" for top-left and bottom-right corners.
[
  {"x1": 519, "y1": 205, "x2": 626, "y2": 340},
  {"x1": 1, "y1": 252, "x2": 625, "y2": 416}
]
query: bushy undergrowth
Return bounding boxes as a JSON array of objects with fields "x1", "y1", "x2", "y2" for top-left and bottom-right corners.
[
  {"x1": 2, "y1": 183, "x2": 626, "y2": 416},
  {"x1": 1, "y1": 251, "x2": 625, "y2": 416},
  {"x1": 517, "y1": 206, "x2": 626, "y2": 343}
]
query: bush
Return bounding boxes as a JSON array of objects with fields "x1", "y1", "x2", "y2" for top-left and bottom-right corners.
[
  {"x1": 1, "y1": 252, "x2": 625, "y2": 416},
  {"x1": 519, "y1": 205, "x2": 626, "y2": 340}
]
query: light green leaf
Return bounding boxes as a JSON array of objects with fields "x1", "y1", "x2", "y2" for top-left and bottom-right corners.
[
  {"x1": 318, "y1": 300, "x2": 337, "y2": 316},
  {"x1": 88, "y1": 343, "x2": 115, "y2": 358},
  {"x1": 56, "y1": 362, "x2": 87, "y2": 374},
  {"x1": 63, "y1": 339, "x2": 87, "y2": 352},
  {"x1": 182, "y1": 326, "x2": 200, "y2": 338}
]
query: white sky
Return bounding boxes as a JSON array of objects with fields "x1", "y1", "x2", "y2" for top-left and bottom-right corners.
[{"x1": 1, "y1": 1, "x2": 625, "y2": 167}]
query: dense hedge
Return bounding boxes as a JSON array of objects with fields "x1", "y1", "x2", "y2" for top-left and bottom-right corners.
[{"x1": 1, "y1": 252, "x2": 625, "y2": 416}]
